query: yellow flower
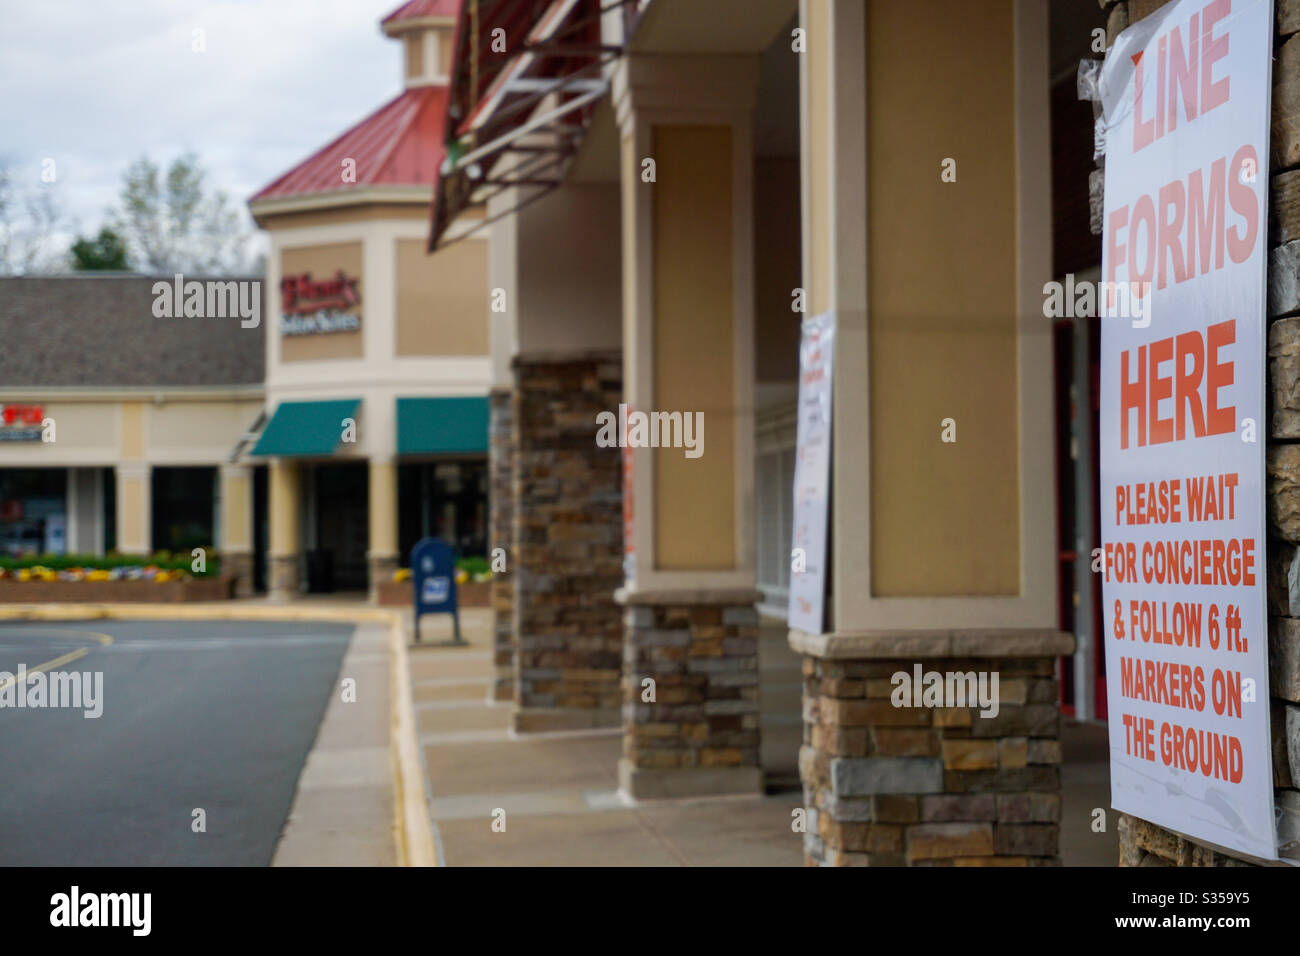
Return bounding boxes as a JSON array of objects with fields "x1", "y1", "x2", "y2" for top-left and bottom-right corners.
[
  {"x1": 87, "y1": 570, "x2": 111, "y2": 581},
  {"x1": 394, "y1": 568, "x2": 411, "y2": 583},
  {"x1": 455, "y1": 570, "x2": 469, "y2": 584},
  {"x1": 18, "y1": 569, "x2": 31, "y2": 582},
  {"x1": 154, "y1": 571, "x2": 172, "y2": 583}
]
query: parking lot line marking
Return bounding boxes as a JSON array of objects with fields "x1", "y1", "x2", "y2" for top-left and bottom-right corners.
[{"x1": 0, "y1": 629, "x2": 113, "y2": 693}]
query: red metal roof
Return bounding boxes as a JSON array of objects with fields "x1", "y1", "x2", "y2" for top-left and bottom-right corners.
[
  {"x1": 382, "y1": 0, "x2": 460, "y2": 27},
  {"x1": 251, "y1": 86, "x2": 448, "y2": 202}
]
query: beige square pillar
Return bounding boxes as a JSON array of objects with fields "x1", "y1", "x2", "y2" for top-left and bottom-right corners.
[
  {"x1": 367, "y1": 456, "x2": 399, "y2": 602},
  {"x1": 268, "y1": 458, "x2": 301, "y2": 601},
  {"x1": 791, "y1": 0, "x2": 1069, "y2": 866},
  {"x1": 114, "y1": 463, "x2": 151, "y2": 556},
  {"x1": 219, "y1": 463, "x2": 254, "y2": 597},
  {"x1": 611, "y1": 53, "x2": 763, "y2": 800}
]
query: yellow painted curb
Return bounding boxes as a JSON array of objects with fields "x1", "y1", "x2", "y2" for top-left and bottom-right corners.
[
  {"x1": 0, "y1": 602, "x2": 438, "y2": 867},
  {"x1": 389, "y1": 615, "x2": 438, "y2": 867},
  {"x1": 0, "y1": 602, "x2": 397, "y2": 623}
]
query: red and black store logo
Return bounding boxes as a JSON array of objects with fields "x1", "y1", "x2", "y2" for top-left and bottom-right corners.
[{"x1": 280, "y1": 271, "x2": 360, "y2": 315}]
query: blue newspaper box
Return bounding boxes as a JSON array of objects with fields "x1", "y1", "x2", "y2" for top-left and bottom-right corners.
[{"x1": 411, "y1": 536, "x2": 461, "y2": 643}]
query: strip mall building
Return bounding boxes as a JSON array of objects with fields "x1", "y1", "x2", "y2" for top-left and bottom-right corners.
[
  {"x1": 0, "y1": 1, "x2": 493, "y2": 600},
  {"x1": 419, "y1": 0, "x2": 1300, "y2": 866},
  {"x1": 433, "y1": 0, "x2": 1078, "y2": 860},
  {"x1": 6, "y1": 0, "x2": 1298, "y2": 866}
]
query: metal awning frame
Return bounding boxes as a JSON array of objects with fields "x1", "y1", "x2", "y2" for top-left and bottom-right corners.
[
  {"x1": 229, "y1": 407, "x2": 268, "y2": 463},
  {"x1": 431, "y1": 75, "x2": 612, "y2": 250},
  {"x1": 429, "y1": 0, "x2": 632, "y2": 250},
  {"x1": 451, "y1": 0, "x2": 634, "y2": 137}
]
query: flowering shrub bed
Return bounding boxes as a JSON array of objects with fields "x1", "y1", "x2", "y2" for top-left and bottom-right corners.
[
  {"x1": 1, "y1": 565, "x2": 191, "y2": 583},
  {"x1": 0, "y1": 553, "x2": 231, "y2": 602},
  {"x1": 0, "y1": 552, "x2": 220, "y2": 580},
  {"x1": 393, "y1": 556, "x2": 491, "y2": 585}
]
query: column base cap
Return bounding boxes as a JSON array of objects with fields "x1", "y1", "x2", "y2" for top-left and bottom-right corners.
[
  {"x1": 513, "y1": 707, "x2": 620, "y2": 734},
  {"x1": 615, "y1": 587, "x2": 762, "y2": 607},
  {"x1": 617, "y1": 759, "x2": 763, "y2": 800}
]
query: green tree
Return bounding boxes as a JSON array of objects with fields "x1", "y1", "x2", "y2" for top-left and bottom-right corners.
[
  {"x1": 109, "y1": 153, "x2": 250, "y2": 273},
  {"x1": 69, "y1": 227, "x2": 130, "y2": 271}
]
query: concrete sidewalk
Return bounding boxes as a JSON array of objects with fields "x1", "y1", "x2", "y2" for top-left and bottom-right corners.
[
  {"x1": 409, "y1": 608, "x2": 1119, "y2": 866},
  {"x1": 273, "y1": 620, "x2": 397, "y2": 866},
  {"x1": 410, "y1": 608, "x2": 806, "y2": 866},
  {"x1": 8, "y1": 595, "x2": 1113, "y2": 866}
]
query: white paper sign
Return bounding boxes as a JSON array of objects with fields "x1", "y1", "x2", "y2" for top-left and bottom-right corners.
[
  {"x1": 788, "y1": 311, "x2": 834, "y2": 635},
  {"x1": 1099, "y1": 0, "x2": 1275, "y2": 859}
]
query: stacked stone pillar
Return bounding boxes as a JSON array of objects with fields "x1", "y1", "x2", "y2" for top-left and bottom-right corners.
[
  {"x1": 489, "y1": 387, "x2": 516, "y2": 702},
  {"x1": 511, "y1": 352, "x2": 624, "y2": 732},
  {"x1": 795, "y1": 637, "x2": 1072, "y2": 866},
  {"x1": 619, "y1": 592, "x2": 764, "y2": 798}
]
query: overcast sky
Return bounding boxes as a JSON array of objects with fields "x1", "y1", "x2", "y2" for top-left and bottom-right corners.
[{"x1": 1, "y1": 0, "x2": 414, "y2": 264}]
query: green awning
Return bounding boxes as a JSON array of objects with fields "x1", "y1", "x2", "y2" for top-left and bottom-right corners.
[
  {"x1": 250, "y1": 399, "x2": 361, "y2": 456},
  {"x1": 397, "y1": 397, "x2": 489, "y2": 455}
]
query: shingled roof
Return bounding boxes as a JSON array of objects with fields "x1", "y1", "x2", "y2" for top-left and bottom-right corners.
[{"x1": 0, "y1": 276, "x2": 265, "y2": 388}]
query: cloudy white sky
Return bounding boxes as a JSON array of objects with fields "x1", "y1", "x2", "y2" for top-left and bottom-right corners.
[{"x1": 1, "y1": 0, "x2": 417, "y2": 266}]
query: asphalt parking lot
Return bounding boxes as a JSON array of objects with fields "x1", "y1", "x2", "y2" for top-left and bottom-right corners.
[{"x1": 0, "y1": 619, "x2": 354, "y2": 866}]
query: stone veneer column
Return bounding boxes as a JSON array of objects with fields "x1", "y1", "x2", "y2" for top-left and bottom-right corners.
[
  {"x1": 489, "y1": 388, "x2": 516, "y2": 702},
  {"x1": 511, "y1": 351, "x2": 623, "y2": 732},
  {"x1": 620, "y1": 591, "x2": 764, "y2": 798},
  {"x1": 1099, "y1": 0, "x2": 1300, "y2": 867},
  {"x1": 795, "y1": 636, "x2": 1073, "y2": 866}
]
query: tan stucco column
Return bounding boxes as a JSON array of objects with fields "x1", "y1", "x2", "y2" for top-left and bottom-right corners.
[
  {"x1": 268, "y1": 458, "x2": 301, "y2": 601},
  {"x1": 114, "y1": 463, "x2": 151, "y2": 556},
  {"x1": 114, "y1": 401, "x2": 151, "y2": 556},
  {"x1": 611, "y1": 53, "x2": 762, "y2": 800},
  {"x1": 367, "y1": 456, "x2": 399, "y2": 602},
  {"x1": 219, "y1": 463, "x2": 254, "y2": 597},
  {"x1": 791, "y1": 0, "x2": 1072, "y2": 866}
]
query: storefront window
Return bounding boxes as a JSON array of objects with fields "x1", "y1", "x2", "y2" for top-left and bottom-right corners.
[
  {"x1": 0, "y1": 469, "x2": 68, "y2": 557},
  {"x1": 151, "y1": 466, "x2": 216, "y2": 556},
  {"x1": 398, "y1": 460, "x2": 487, "y2": 565}
]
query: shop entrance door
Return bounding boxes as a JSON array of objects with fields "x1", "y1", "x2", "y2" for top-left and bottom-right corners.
[{"x1": 312, "y1": 463, "x2": 368, "y2": 592}]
